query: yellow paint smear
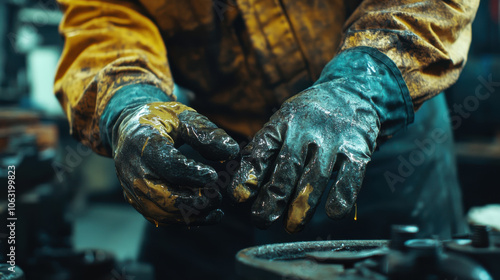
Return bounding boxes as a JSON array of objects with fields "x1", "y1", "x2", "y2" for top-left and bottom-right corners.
[
  {"x1": 246, "y1": 171, "x2": 258, "y2": 187},
  {"x1": 132, "y1": 178, "x2": 179, "y2": 218},
  {"x1": 138, "y1": 102, "x2": 195, "y2": 143},
  {"x1": 286, "y1": 183, "x2": 314, "y2": 233},
  {"x1": 233, "y1": 169, "x2": 257, "y2": 202},
  {"x1": 233, "y1": 184, "x2": 251, "y2": 202},
  {"x1": 141, "y1": 137, "x2": 149, "y2": 157}
]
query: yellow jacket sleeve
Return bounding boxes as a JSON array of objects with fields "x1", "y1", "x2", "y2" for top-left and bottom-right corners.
[
  {"x1": 339, "y1": 0, "x2": 480, "y2": 110},
  {"x1": 55, "y1": 0, "x2": 174, "y2": 156}
]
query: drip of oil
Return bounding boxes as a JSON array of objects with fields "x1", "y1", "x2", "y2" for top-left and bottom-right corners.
[{"x1": 354, "y1": 203, "x2": 358, "y2": 221}]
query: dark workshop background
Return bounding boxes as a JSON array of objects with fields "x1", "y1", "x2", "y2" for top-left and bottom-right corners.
[{"x1": 0, "y1": 0, "x2": 499, "y2": 279}]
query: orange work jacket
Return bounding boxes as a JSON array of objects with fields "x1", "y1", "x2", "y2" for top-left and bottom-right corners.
[{"x1": 54, "y1": 0, "x2": 479, "y2": 156}]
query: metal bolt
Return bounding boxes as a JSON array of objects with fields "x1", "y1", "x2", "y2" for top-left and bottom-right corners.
[
  {"x1": 471, "y1": 224, "x2": 490, "y2": 248},
  {"x1": 390, "y1": 225, "x2": 419, "y2": 250}
]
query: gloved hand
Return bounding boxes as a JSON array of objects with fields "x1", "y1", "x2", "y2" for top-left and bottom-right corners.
[
  {"x1": 100, "y1": 84, "x2": 239, "y2": 226},
  {"x1": 229, "y1": 47, "x2": 414, "y2": 233}
]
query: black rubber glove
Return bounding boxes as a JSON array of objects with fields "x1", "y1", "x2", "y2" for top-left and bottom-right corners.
[
  {"x1": 100, "y1": 84, "x2": 239, "y2": 226},
  {"x1": 229, "y1": 47, "x2": 414, "y2": 233}
]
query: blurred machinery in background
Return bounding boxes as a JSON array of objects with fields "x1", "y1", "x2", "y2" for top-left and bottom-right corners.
[
  {"x1": 0, "y1": 0, "x2": 62, "y2": 113},
  {"x1": 0, "y1": 1, "x2": 154, "y2": 279},
  {"x1": 0, "y1": 109, "x2": 154, "y2": 280}
]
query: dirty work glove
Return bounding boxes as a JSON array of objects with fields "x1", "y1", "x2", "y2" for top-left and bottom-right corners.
[
  {"x1": 100, "y1": 84, "x2": 239, "y2": 226},
  {"x1": 229, "y1": 47, "x2": 414, "y2": 233}
]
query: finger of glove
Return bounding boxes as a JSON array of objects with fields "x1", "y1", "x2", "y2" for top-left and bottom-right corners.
[
  {"x1": 228, "y1": 123, "x2": 283, "y2": 203},
  {"x1": 325, "y1": 156, "x2": 367, "y2": 220},
  {"x1": 178, "y1": 111, "x2": 239, "y2": 161},
  {"x1": 251, "y1": 145, "x2": 303, "y2": 229},
  {"x1": 143, "y1": 135, "x2": 218, "y2": 187},
  {"x1": 124, "y1": 189, "x2": 223, "y2": 226},
  {"x1": 127, "y1": 178, "x2": 222, "y2": 223},
  {"x1": 285, "y1": 147, "x2": 335, "y2": 233}
]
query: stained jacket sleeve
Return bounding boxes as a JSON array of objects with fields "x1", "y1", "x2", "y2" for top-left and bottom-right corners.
[
  {"x1": 338, "y1": 0, "x2": 480, "y2": 110},
  {"x1": 54, "y1": 0, "x2": 175, "y2": 156}
]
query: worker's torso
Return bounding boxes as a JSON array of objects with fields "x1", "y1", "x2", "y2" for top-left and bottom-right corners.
[{"x1": 138, "y1": 0, "x2": 358, "y2": 136}]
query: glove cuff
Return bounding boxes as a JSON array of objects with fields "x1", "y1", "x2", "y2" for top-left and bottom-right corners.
[
  {"x1": 99, "y1": 84, "x2": 173, "y2": 155},
  {"x1": 315, "y1": 46, "x2": 414, "y2": 137}
]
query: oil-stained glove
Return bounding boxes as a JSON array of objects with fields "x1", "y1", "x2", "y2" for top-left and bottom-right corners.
[
  {"x1": 229, "y1": 47, "x2": 414, "y2": 233},
  {"x1": 100, "y1": 84, "x2": 239, "y2": 226}
]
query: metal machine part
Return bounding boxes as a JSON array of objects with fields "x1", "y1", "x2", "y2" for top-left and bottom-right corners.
[
  {"x1": 446, "y1": 225, "x2": 500, "y2": 278},
  {"x1": 0, "y1": 109, "x2": 155, "y2": 280},
  {"x1": 236, "y1": 240, "x2": 388, "y2": 280},
  {"x1": 235, "y1": 225, "x2": 500, "y2": 280}
]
